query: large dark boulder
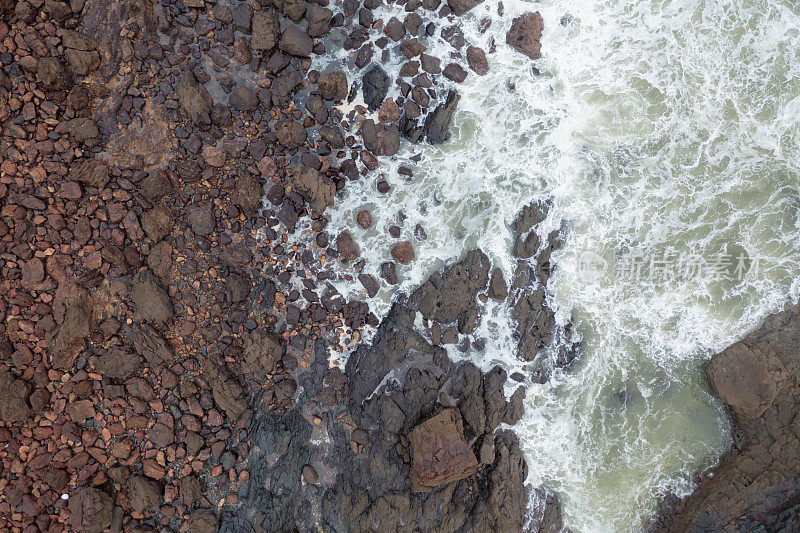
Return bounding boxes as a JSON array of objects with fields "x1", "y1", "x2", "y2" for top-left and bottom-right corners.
[{"x1": 362, "y1": 65, "x2": 389, "y2": 112}]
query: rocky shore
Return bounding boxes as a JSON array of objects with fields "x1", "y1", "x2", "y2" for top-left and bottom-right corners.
[
  {"x1": 3, "y1": 0, "x2": 792, "y2": 531},
  {"x1": 0, "y1": 0, "x2": 562, "y2": 531},
  {"x1": 651, "y1": 303, "x2": 800, "y2": 532}
]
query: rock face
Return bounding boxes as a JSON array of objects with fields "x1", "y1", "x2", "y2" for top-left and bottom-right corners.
[
  {"x1": 506, "y1": 12, "x2": 544, "y2": 60},
  {"x1": 409, "y1": 248, "x2": 489, "y2": 324},
  {"x1": 655, "y1": 304, "x2": 800, "y2": 532},
  {"x1": 410, "y1": 409, "x2": 478, "y2": 491}
]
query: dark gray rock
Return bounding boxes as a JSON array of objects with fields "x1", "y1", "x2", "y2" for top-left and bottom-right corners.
[
  {"x1": 362, "y1": 65, "x2": 390, "y2": 112},
  {"x1": 421, "y1": 89, "x2": 460, "y2": 144}
]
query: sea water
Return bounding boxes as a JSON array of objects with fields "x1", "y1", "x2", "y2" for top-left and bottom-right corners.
[{"x1": 314, "y1": 0, "x2": 800, "y2": 530}]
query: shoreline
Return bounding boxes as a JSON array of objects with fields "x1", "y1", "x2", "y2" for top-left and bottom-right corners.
[{"x1": 1, "y1": 0, "x2": 796, "y2": 531}]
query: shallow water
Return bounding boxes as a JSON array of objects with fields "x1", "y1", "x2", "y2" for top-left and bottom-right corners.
[{"x1": 317, "y1": 0, "x2": 800, "y2": 530}]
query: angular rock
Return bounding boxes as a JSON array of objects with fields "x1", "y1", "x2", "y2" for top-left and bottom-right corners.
[
  {"x1": 229, "y1": 86, "x2": 260, "y2": 111},
  {"x1": 68, "y1": 487, "x2": 113, "y2": 533},
  {"x1": 128, "y1": 476, "x2": 162, "y2": 514},
  {"x1": 506, "y1": 12, "x2": 544, "y2": 60},
  {"x1": 243, "y1": 329, "x2": 283, "y2": 376},
  {"x1": 252, "y1": 8, "x2": 280, "y2": 51},
  {"x1": 410, "y1": 409, "x2": 478, "y2": 491},
  {"x1": 306, "y1": 4, "x2": 333, "y2": 37},
  {"x1": 422, "y1": 89, "x2": 460, "y2": 144},
  {"x1": 188, "y1": 203, "x2": 216, "y2": 236},
  {"x1": 447, "y1": 0, "x2": 485, "y2": 15},
  {"x1": 140, "y1": 204, "x2": 173, "y2": 243},
  {"x1": 336, "y1": 230, "x2": 361, "y2": 262},
  {"x1": 289, "y1": 164, "x2": 336, "y2": 214},
  {"x1": 466, "y1": 45, "x2": 489, "y2": 75},
  {"x1": 318, "y1": 71, "x2": 348, "y2": 102},
  {"x1": 177, "y1": 70, "x2": 212, "y2": 125},
  {"x1": 362, "y1": 65, "x2": 390, "y2": 112},
  {"x1": 391, "y1": 241, "x2": 415, "y2": 264},
  {"x1": 362, "y1": 120, "x2": 400, "y2": 156},
  {"x1": 276, "y1": 120, "x2": 307, "y2": 150},
  {"x1": 130, "y1": 270, "x2": 173, "y2": 324},
  {"x1": 279, "y1": 25, "x2": 313, "y2": 57},
  {"x1": 488, "y1": 268, "x2": 508, "y2": 300}
]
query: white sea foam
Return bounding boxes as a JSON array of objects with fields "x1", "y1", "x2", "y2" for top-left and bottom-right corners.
[{"x1": 307, "y1": 0, "x2": 800, "y2": 530}]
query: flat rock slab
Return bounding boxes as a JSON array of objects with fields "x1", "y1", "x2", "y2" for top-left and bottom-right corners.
[{"x1": 410, "y1": 408, "x2": 478, "y2": 491}]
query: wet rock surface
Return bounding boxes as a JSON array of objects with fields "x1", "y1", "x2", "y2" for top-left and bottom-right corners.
[{"x1": 653, "y1": 304, "x2": 800, "y2": 532}]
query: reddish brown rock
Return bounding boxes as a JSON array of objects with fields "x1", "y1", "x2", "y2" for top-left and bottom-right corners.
[
  {"x1": 336, "y1": 230, "x2": 361, "y2": 262},
  {"x1": 68, "y1": 487, "x2": 114, "y2": 533},
  {"x1": 506, "y1": 12, "x2": 544, "y2": 60},
  {"x1": 378, "y1": 98, "x2": 400, "y2": 123},
  {"x1": 410, "y1": 409, "x2": 478, "y2": 491},
  {"x1": 466, "y1": 46, "x2": 489, "y2": 75},
  {"x1": 357, "y1": 210, "x2": 373, "y2": 229},
  {"x1": 391, "y1": 241, "x2": 415, "y2": 264}
]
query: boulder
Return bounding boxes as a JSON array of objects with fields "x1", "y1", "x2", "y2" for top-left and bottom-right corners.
[
  {"x1": 336, "y1": 230, "x2": 361, "y2": 262},
  {"x1": 229, "y1": 85, "x2": 259, "y2": 111},
  {"x1": 289, "y1": 164, "x2": 336, "y2": 214},
  {"x1": 306, "y1": 4, "x2": 333, "y2": 37},
  {"x1": 177, "y1": 70, "x2": 212, "y2": 125},
  {"x1": 466, "y1": 46, "x2": 489, "y2": 75},
  {"x1": 252, "y1": 8, "x2": 280, "y2": 51},
  {"x1": 362, "y1": 120, "x2": 400, "y2": 156},
  {"x1": 391, "y1": 241, "x2": 415, "y2": 264},
  {"x1": 128, "y1": 476, "x2": 162, "y2": 514},
  {"x1": 506, "y1": 12, "x2": 544, "y2": 60},
  {"x1": 707, "y1": 340, "x2": 786, "y2": 419},
  {"x1": 410, "y1": 248, "x2": 490, "y2": 324},
  {"x1": 410, "y1": 409, "x2": 478, "y2": 491},
  {"x1": 362, "y1": 65, "x2": 389, "y2": 112},
  {"x1": 447, "y1": 0, "x2": 485, "y2": 15},
  {"x1": 279, "y1": 25, "x2": 313, "y2": 57},
  {"x1": 130, "y1": 270, "x2": 173, "y2": 324},
  {"x1": 68, "y1": 158, "x2": 110, "y2": 188},
  {"x1": 276, "y1": 120, "x2": 306, "y2": 150},
  {"x1": 318, "y1": 71, "x2": 348, "y2": 101},
  {"x1": 68, "y1": 487, "x2": 114, "y2": 533},
  {"x1": 242, "y1": 329, "x2": 283, "y2": 376}
]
